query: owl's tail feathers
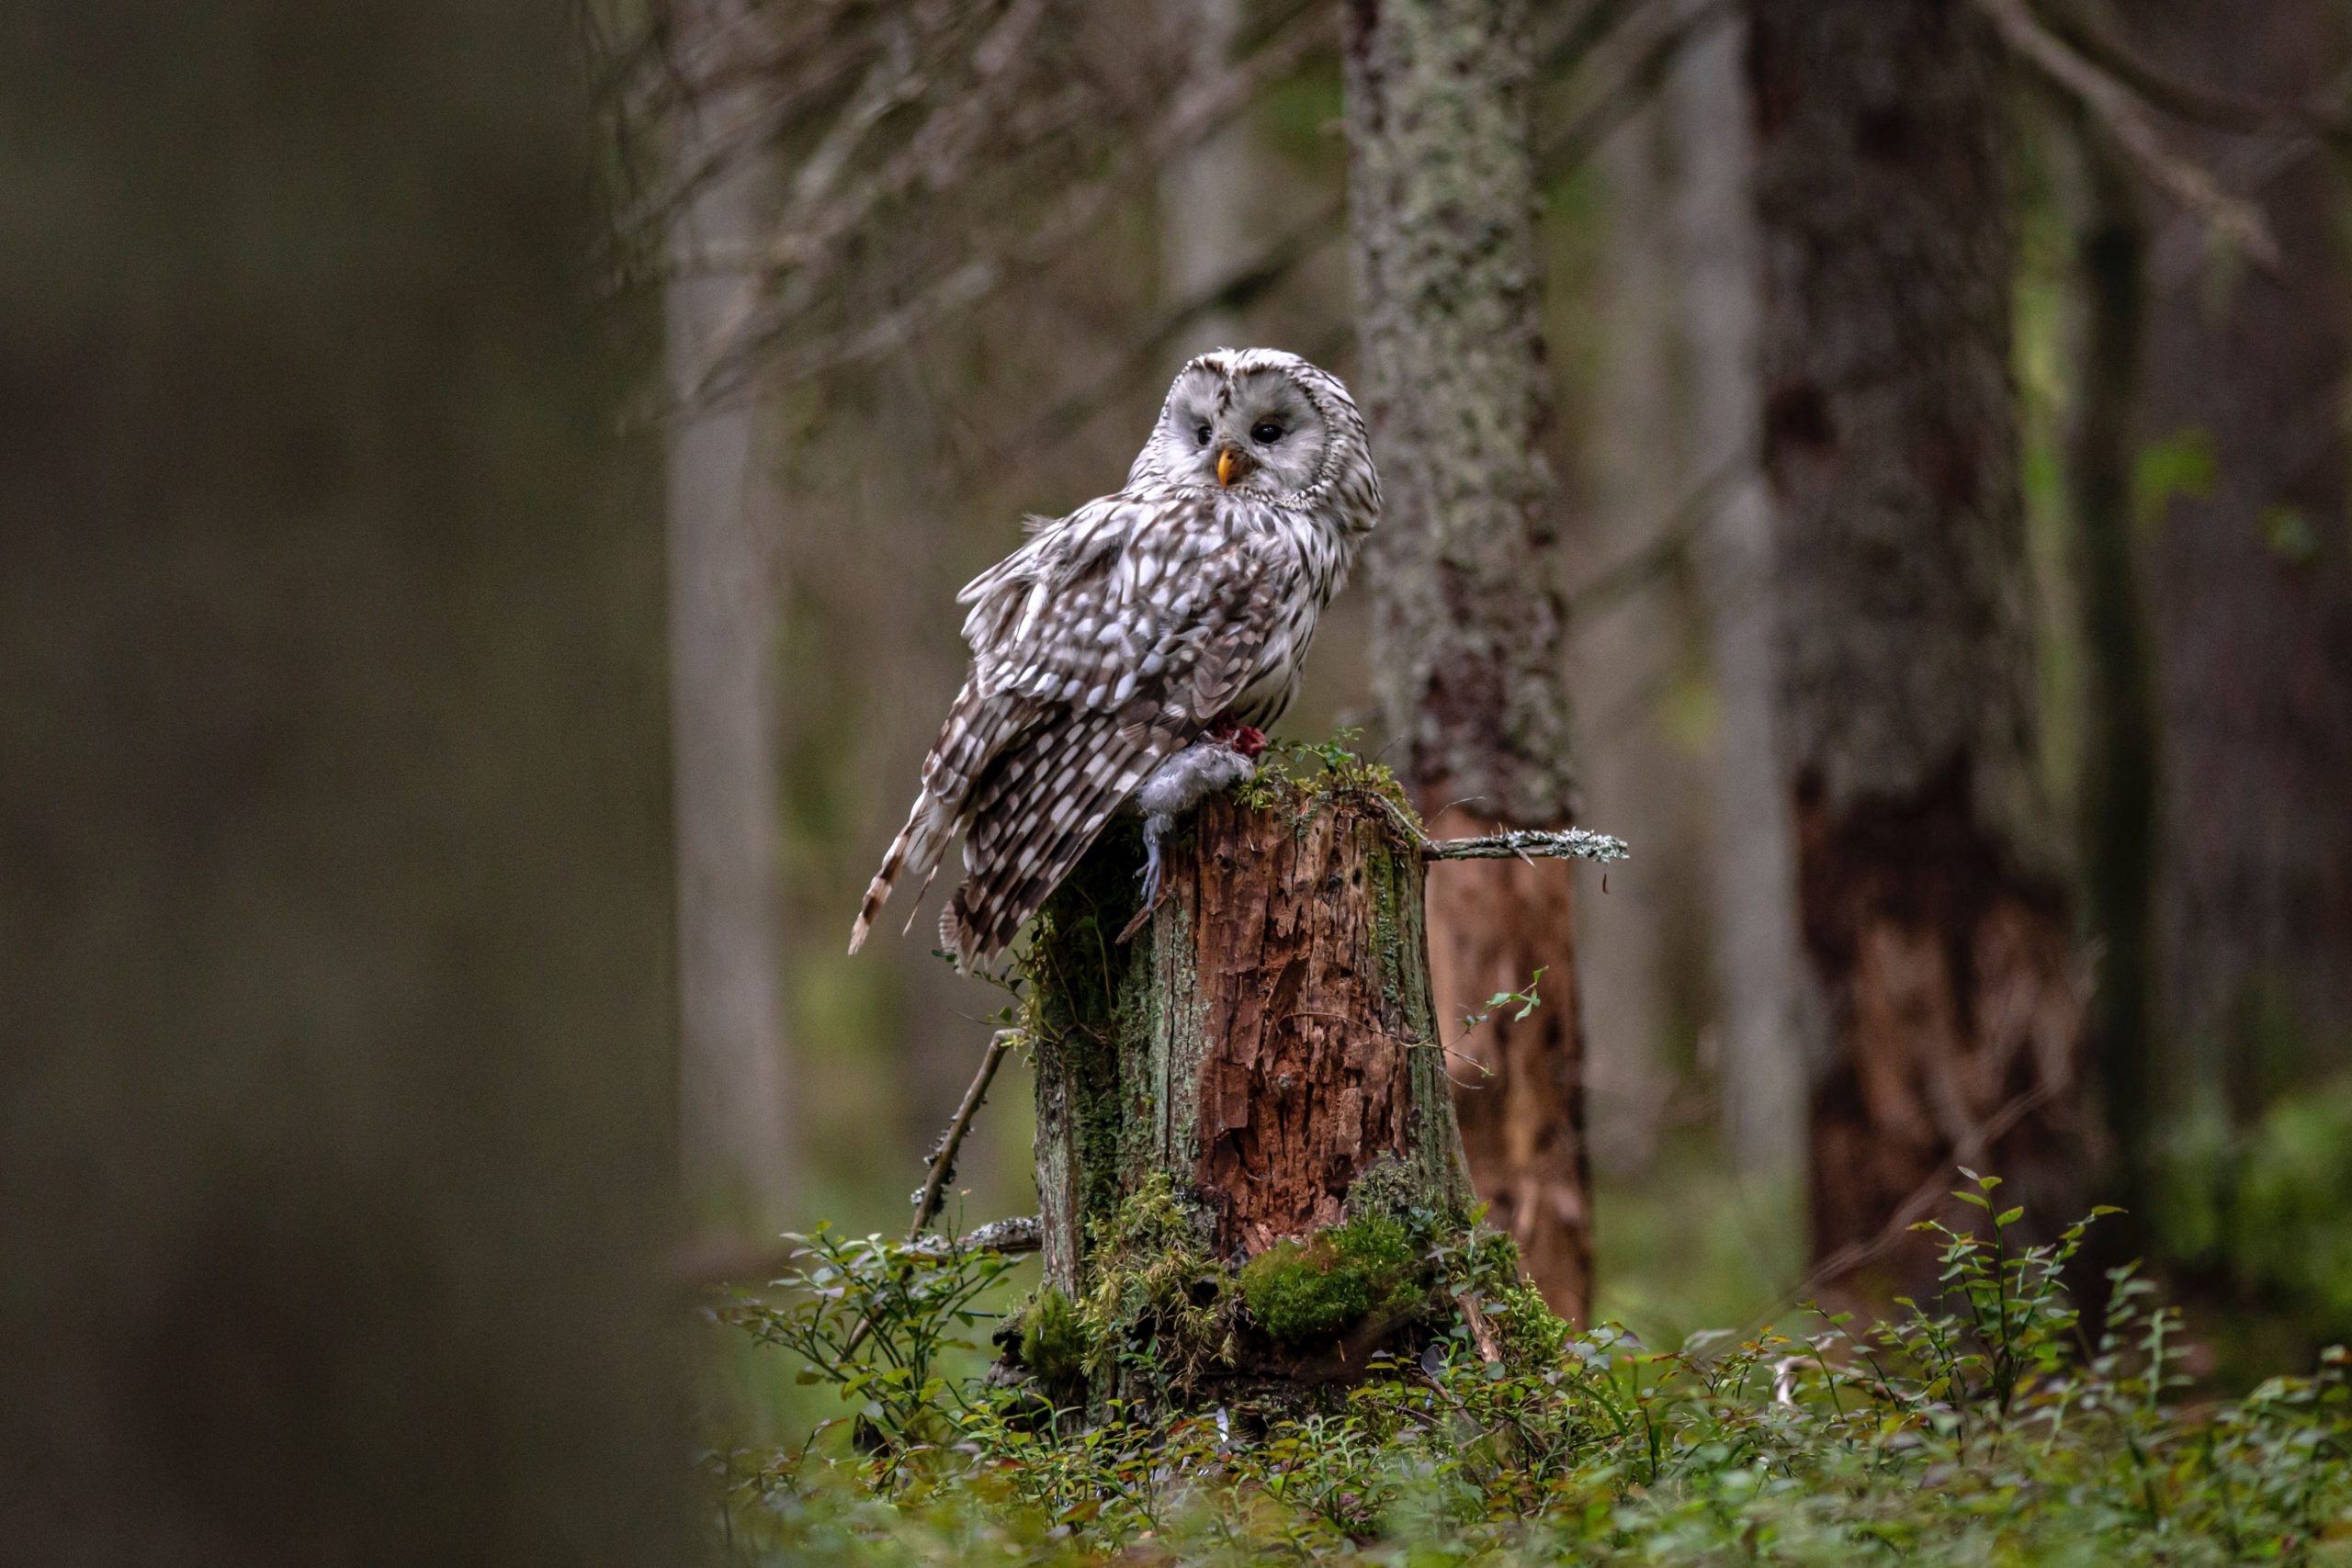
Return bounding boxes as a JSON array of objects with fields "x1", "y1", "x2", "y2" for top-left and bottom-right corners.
[
  {"x1": 937, "y1": 724, "x2": 1166, "y2": 971},
  {"x1": 848, "y1": 791, "x2": 956, "y2": 955}
]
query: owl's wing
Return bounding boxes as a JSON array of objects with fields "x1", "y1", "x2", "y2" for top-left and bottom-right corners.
[{"x1": 933, "y1": 491, "x2": 1296, "y2": 965}]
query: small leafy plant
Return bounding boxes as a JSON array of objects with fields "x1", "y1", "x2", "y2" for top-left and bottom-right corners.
[{"x1": 723, "y1": 1223, "x2": 1018, "y2": 1454}]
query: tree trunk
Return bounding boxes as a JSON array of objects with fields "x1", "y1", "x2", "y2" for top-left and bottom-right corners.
[
  {"x1": 2128, "y1": 0, "x2": 2352, "y2": 1111},
  {"x1": 1748, "y1": 0, "x2": 2087, "y2": 1294},
  {"x1": 2065, "y1": 117, "x2": 2158, "y2": 1223},
  {"x1": 1157, "y1": 0, "x2": 1259, "y2": 356},
  {"x1": 1666, "y1": 8, "x2": 1811, "y2": 1180},
  {"x1": 0, "y1": 3, "x2": 692, "y2": 1560},
  {"x1": 1013, "y1": 782, "x2": 1481, "y2": 1415},
  {"x1": 1344, "y1": 0, "x2": 1593, "y2": 1320},
  {"x1": 667, "y1": 0, "x2": 796, "y2": 1232},
  {"x1": 1575, "y1": 102, "x2": 1705, "y2": 1177}
]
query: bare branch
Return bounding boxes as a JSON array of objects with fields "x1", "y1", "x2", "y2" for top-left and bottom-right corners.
[
  {"x1": 906, "y1": 1029, "x2": 1017, "y2": 1240},
  {"x1": 693, "y1": 0, "x2": 1335, "y2": 406},
  {"x1": 1423, "y1": 828, "x2": 1632, "y2": 864},
  {"x1": 961, "y1": 1213, "x2": 1043, "y2": 1255},
  {"x1": 1563, "y1": 450, "x2": 1747, "y2": 618},
  {"x1": 1973, "y1": 0, "x2": 2279, "y2": 267},
  {"x1": 766, "y1": 0, "x2": 1052, "y2": 295},
  {"x1": 673, "y1": 0, "x2": 1726, "y2": 421},
  {"x1": 990, "y1": 0, "x2": 1732, "y2": 460},
  {"x1": 2039, "y1": 0, "x2": 2352, "y2": 145}
]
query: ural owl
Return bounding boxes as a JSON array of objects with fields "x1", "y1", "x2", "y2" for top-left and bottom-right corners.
[{"x1": 850, "y1": 347, "x2": 1382, "y2": 970}]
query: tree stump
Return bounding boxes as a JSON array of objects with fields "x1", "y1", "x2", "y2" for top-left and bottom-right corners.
[{"x1": 1005, "y1": 764, "x2": 1500, "y2": 1416}]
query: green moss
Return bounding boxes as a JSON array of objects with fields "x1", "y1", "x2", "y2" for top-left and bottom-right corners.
[
  {"x1": 1080, "y1": 1173, "x2": 1235, "y2": 1393},
  {"x1": 1343, "y1": 1154, "x2": 1431, "y2": 1231},
  {"x1": 1332, "y1": 1213, "x2": 1418, "y2": 1296},
  {"x1": 1020, "y1": 1286, "x2": 1091, "y2": 1399},
  {"x1": 1243, "y1": 1242, "x2": 1371, "y2": 1343},
  {"x1": 1022, "y1": 834, "x2": 1156, "y2": 1240},
  {"x1": 1236, "y1": 733, "x2": 1421, "y2": 829},
  {"x1": 1490, "y1": 1282, "x2": 1571, "y2": 1368},
  {"x1": 1239, "y1": 1213, "x2": 1424, "y2": 1346}
]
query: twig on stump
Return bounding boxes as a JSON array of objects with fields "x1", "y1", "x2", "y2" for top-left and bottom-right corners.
[
  {"x1": 907, "y1": 1028, "x2": 1017, "y2": 1241},
  {"x1": 1452, "y1": 1290, "x2": 1506, "y2": 1365},
  {"x1": 1363, "y1": 791, "x2": 1629, "y2": 869},
  {"x1": 1422, "y1": 826, "x2": 1631, "y2": 865},
  {"x1": 837, "y1": 1028, "x2": 1018, "y2": 1359},
  {"x1": 961, "y1": 1213, "x2": 1042, "y2": 1255}
]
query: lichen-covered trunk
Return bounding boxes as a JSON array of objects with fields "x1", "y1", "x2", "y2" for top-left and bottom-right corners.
[
  {"x1": 1749, "y1": 0, "x2": 2087, "y2": 1296},
  {"x1": 1342, "y1": 0, "x2": 1592, "y2": 1321},
  {"x1": 2127, "y1": 0, "x2": 2352, "y2": 1110},
  {"x1": 1021, "y1": 784, "x2": 1478, "y2": 1412}
]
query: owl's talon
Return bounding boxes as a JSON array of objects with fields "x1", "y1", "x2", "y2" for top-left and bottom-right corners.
[
  {"x1": 1136, "y1": 822, "x2": 1167, "y2": 908},
  {"x1": 1120, "y1": 818, "x2": 1172, "y2": 944}
]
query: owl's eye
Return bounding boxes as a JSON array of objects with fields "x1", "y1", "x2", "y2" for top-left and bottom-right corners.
[
  {"x1": 1250, "y1": 422, "x2": 1283, "y2": 445},
  {"x1": 1193, "y1": 423, "x2": 1213, "y2": 446}
]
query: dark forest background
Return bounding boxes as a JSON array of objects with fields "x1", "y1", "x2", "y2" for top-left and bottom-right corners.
[
  {"x1": 659, "y1": 0, "x2": 2352, "y2": 1394},
  {"x1": 7, "y1": 0, "x2": 2352, "y2": 1558}
]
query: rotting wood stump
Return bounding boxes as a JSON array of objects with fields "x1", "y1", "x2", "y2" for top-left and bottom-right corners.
[{"x1": 993, "y1": 757, "x2": 1623, "y2": 1419}]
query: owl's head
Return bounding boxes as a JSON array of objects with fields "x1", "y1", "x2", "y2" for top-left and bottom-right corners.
[{"x1": 1129, "y1": 348, "x2": 1374, "y2": 516}]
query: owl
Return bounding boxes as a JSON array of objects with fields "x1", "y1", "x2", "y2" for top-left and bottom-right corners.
[{"x1": 850, "y1": 347, "x2": 1381, "y2": 971}]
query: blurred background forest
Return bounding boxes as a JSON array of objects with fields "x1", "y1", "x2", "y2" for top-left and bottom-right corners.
[
  {"x1": 655, "y1": 0, "x2": 2352, "y2": 1401},
  {"x1": 8, "y1": 0, "x2": 2352, "y2": 1556}
]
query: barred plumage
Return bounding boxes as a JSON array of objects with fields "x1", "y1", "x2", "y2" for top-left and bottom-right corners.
[{"x1": 851, "y1": 348, "x2": 1381, "y2": 969}]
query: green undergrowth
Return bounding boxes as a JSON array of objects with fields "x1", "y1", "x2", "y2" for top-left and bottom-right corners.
[
  {"x1": 718, "y1": 1175, "x2": 2352, "y2": 1564},
  {"x1": 2158, "y1": 1074, "x2": 2352, "y2": 1379},
  {"x1": 1234, "y1": 729, "x2": 1419, "y2": 829}
]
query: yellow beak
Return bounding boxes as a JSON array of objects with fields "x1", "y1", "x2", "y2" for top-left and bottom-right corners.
[{"x1": 1216, "y1": 446, "x2": 1240, "y2": 487}]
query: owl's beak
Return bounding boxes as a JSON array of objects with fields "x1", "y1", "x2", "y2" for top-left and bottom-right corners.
[{"x1": 1216, "y1": 446, "x2": 1252, "y2": 486}]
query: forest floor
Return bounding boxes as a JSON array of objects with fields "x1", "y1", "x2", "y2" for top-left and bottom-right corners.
[{"x1": 707, "y1": 1175, "x2": 2352, "y2": 1565}]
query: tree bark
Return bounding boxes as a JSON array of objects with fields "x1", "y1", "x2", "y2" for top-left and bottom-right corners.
[
  {"x1": 1748, "y1": 0, "x2": 2087, "y2": 1293},
  {"x1": 2065, "y1": 116, "x2": 2158, "y2": 1220},
  {"x1": 0, "y1": 3, "x2": 691, "y2": 1560},
  {"x1": 667, "y1": 0, "x2": 796, "y2": 1231},
  {"x1": 1344, "y1": 0, "x2": 1592, "y2": 1320},
  {"x1": 1019, "y1": 786, "x2": 1478, "y2": 1412},
  {"x1": 2127, "y1": 0, "x2": 2352, "y2": 1110},
  {"x1": 1666, "y1": 8, "x2": 1810, "y2": 1180},
  {"x1": 1575, "y1": 102, "x2": 1704, "y2": 1176},
  {"x1": 1157, "y1": 0, "x2": 1259, "y2": 356}
]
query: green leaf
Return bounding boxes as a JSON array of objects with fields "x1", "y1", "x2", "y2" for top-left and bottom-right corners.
[
  {"x1": 2133, "y1": 427, "x2": 2219, "y2": 532},
  {"x1": 1996, "y1": 1207, "x2": 2024, "y2": 1227},
  {"x1": 2261, "y1": 505, "x2": 2321, "y2": 565}
]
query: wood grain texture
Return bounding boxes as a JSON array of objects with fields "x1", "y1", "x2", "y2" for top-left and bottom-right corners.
[
  {"x1": 1425, "y1": 807, "x2": 1591, "y2": 1320},
  {"x1": 1028, "y1": 789, "x2": 1471, "y2": 1300}
]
